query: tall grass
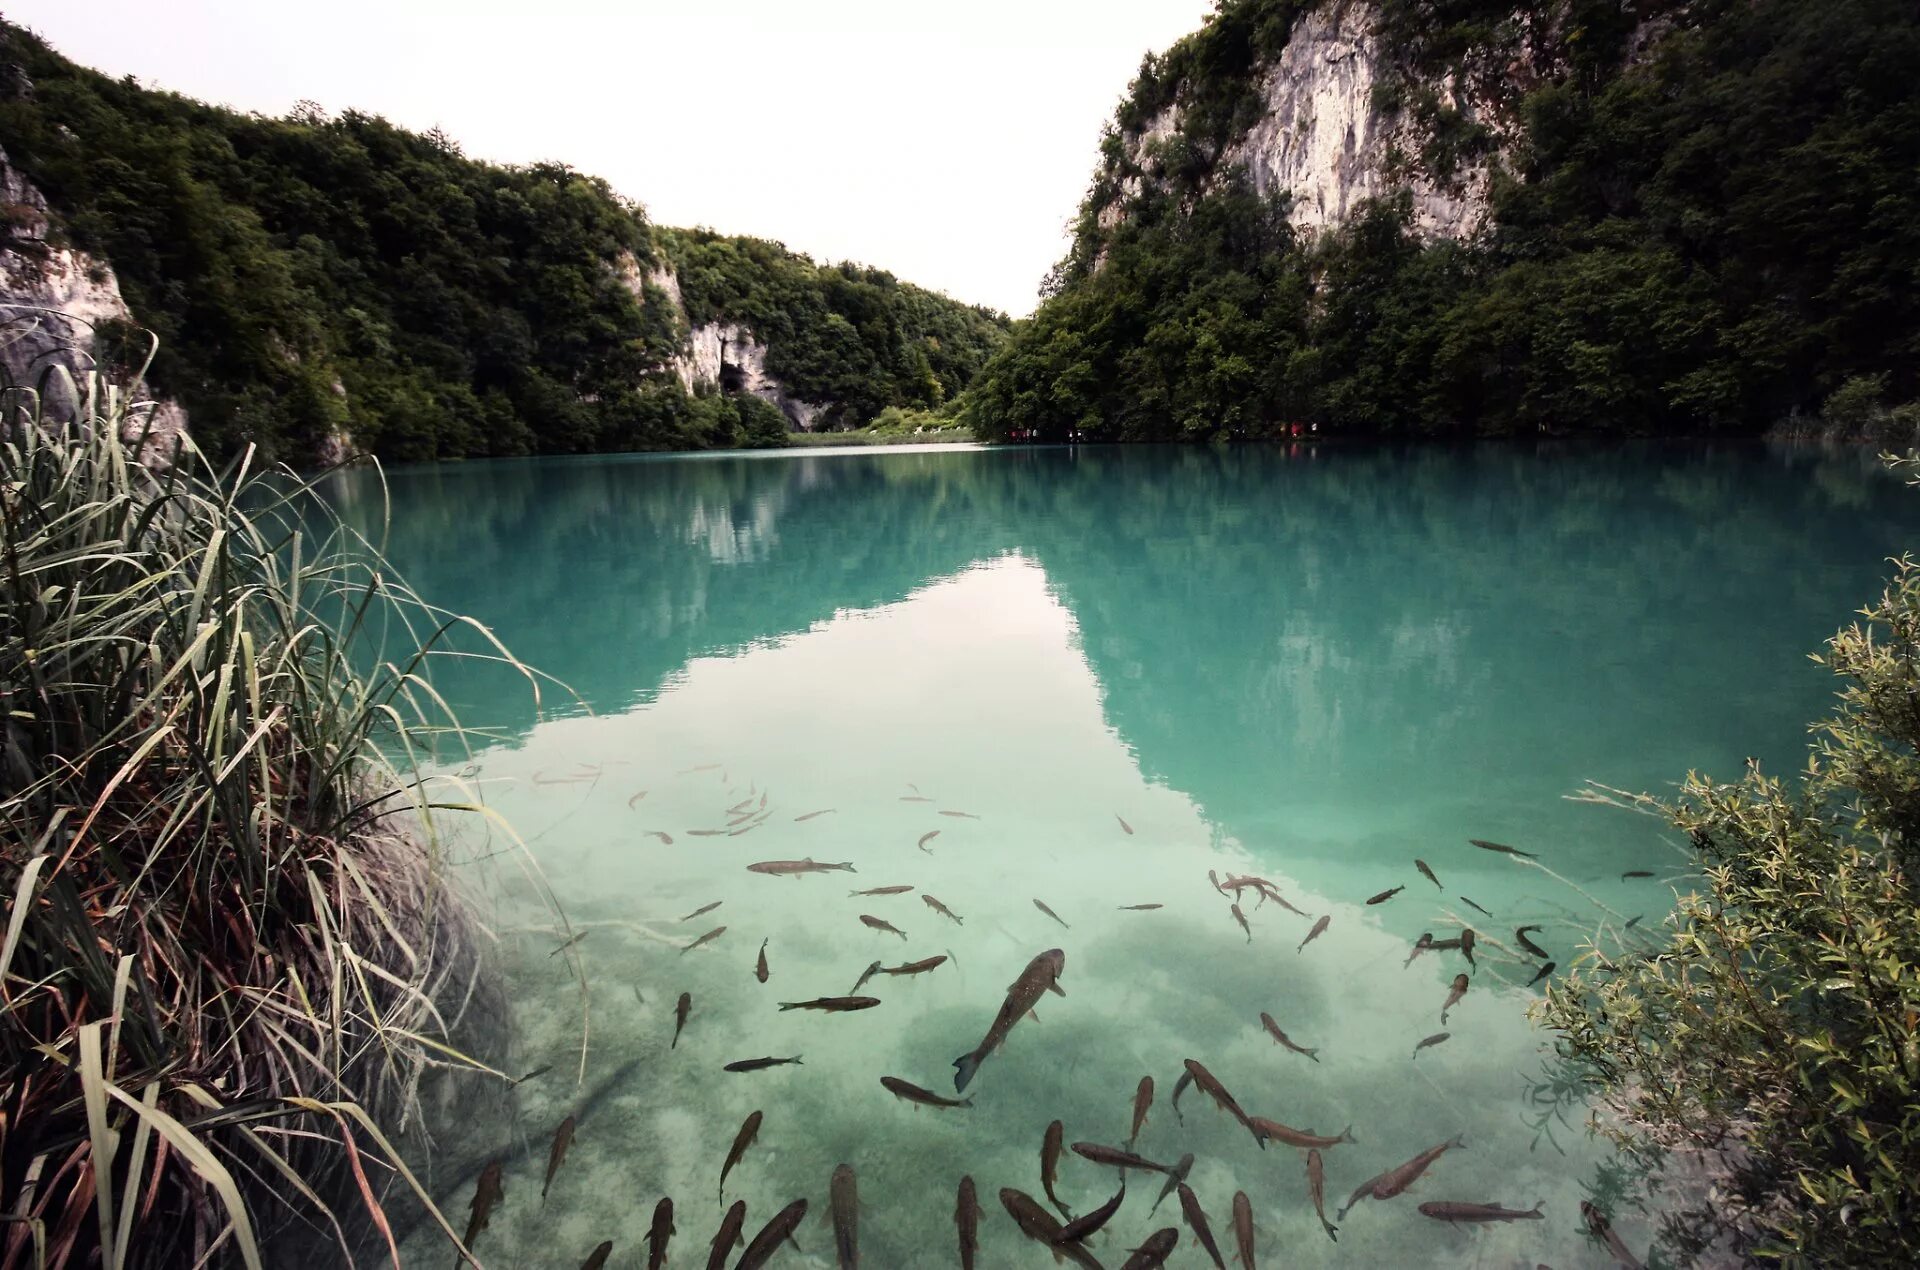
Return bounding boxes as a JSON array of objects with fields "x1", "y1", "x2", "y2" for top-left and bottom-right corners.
[{"x1": 0, "y1": 348, "x2": 542, "y2": 1267}]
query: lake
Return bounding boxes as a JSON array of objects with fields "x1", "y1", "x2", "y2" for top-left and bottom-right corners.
[{"x1": 328, "y1": 441, "x2": 1920, "y2": 1268}]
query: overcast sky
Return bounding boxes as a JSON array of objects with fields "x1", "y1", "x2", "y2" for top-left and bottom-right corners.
[{"x1": 12, "y1": 0, "x2": 1216, "y2": 316}]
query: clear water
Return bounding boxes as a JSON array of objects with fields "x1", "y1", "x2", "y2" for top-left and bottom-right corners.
[{"x1": 324, "y1": 441, "x2": 1920, "y2": 1268}]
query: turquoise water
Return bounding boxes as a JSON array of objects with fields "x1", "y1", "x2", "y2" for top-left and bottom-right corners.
[{"x1": 329, "y1": 441, "x2": 1920, "y2": 1268}]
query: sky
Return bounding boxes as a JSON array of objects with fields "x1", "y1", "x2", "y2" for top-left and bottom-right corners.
[{"x1": 13, "y1": 0, "x2": 1218, "y2": 317}]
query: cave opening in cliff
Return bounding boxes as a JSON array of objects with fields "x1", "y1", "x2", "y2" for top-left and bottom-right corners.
[{"x1": 719, "y1": 361, "x2": 748, "y2": 393}]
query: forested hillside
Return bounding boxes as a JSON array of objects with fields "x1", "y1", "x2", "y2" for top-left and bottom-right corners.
[
  {"x1": 0, "y1": 23, "x2": 1007, "y2": 462},
  {"x1": 967, "y1": 0, "x2": 1920, "y2": 442}
]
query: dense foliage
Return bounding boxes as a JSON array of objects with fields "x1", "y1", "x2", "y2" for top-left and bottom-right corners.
[
  {"x1": 970, "y1": 0, "x2": 1920, "y2": 442},
  {"x1": 1545, "y1": 463, "x2": 1920, "y2": 1265},
  {"x1": 0, "y1": 24, "x2": 1005, "y2": 462}
]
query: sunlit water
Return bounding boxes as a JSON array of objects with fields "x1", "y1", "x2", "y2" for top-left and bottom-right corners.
[{"x1": 320, "y1": 441, "x2": 1920, "y2": 1268}]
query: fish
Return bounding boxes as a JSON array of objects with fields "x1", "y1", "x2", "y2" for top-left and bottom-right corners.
[
  {"x1": 939, "y1": 809, "x2": 980, "y2": 819},
  {"x1": 719, "y1": 1111, "x2": 763, "y2": 1199},
  {"x1": 1182, "y1": 1059, "x2": 1252, "y2": 1128},
  {"x1": 779, "y1": 996, "x2": 880, "y2": 1013},
  {"x1": 1460, "y1": 896, "x2": 1492, "y2": 917},
  {"x1": 794, "y1": 808, "x2": 836, "y2": 821},
  {"x1": 1297, "y1": 914, "x2": 1331, "y2": 952},
  {"x1": 1528, "y1": 962, "x2": 1557, "y2": 986},
  {"x1": 707, "y1": 1200, "x2": 747, "y2": 1270},
  {"x1": 746, "y1": 858, "x2": 856, "y2": 876},
  {"x1": 1625, "y1": 914, "x2": 1645, "y2": 929},
  {"x1": 1073, "y1": 1141, "x2": 1175, "y2": 1174},
  {"x1": 1121, "y1": 1227, "x2": 1180, "y2": 1269},
  {"x1": 1441, "y1": 973, "x2": 1470, "y2": 1024},
  {"x1": 1418, "y1": 1200, "x2": 1543, "y2": 1223},
  {"x1": 755, "y1": 939, "x2": 770, "y2": 984},
  {"x1": 1338, "y1": 1135, "x2": 1467, "y2": 1219},
  {"x1": 1208, "y1": 869, "x2": 1226, "y2": 895},
  {"x1": 1582, "y1": 1200, "x2": 1647, "y2": 1269},
  {"x1": 851, "y1": 885, "x2": 915, "y2": 897},
  {"x1": 1230, "y1": 903, "x2": 1252, "y2": 942},
  {"x1": 1169, "y1": 1069, "x2": 1193, "y2": 1123},
  {"x1": 1177, "y1": 1183, "x2": 1227, "y2": 1270},
  {"x1": 953, "y1": 949, "x2": 1066, "y2": 1092},
  {"x1": 917, "y1": 830, "x2": 940, "y2": 852},
  {"x1": 1468, "y1": 837, "x2": 1538, "y2": 859},
  {"x1": 460, "y1": 1159, "x2": 504, "y2": 1260},
  {"x1": 1514, "y1": 925, "x2": 1550, "y2": 958},
  {"x1": 1129, "y1": 1075, "x2": 1154, "y2": 1147},
  {"x1": 923, "y1": 894, "x2": 964, "y2": 924},
  {"x1": 1621, "y1": 870, "x2": 1654, "y2": 880},
  {"x1": 681, "y1": 763, "x2": 721, "y2": 773},
  {"x1": 881, "y1": 1075, "x2": 972, "y2": 1108},
  {"x1": 830, "y1": 1163, "x2": 858, "y2": 1269},
  {"x1": 999, "y1": 1188, "x2": 1099, "y2": 1270},
  {"x1": 1117, "y1": 814, "x2": 1134, "y2": 834},
  {"x1": 687, "y1": 828, "x2": 726, "y2": 837},
  {"x1": 728, "y1": 798, "x2": 755, "y2": 815},
  {"x1": 737, "y1": 1198, "x2": 808, "y2": 1270},
  {"x1": 1460, "y1": 929, "x2": 1477, "y2": 967},
  {"x1": 680, "y1": 901, "x2": 722, "y2": 922},
  {"x1": 1403, "y1": 932, "x2": 1434, "y2": 968},
  {"x1": 901, "y1": 794, "x2": 934, "y2": 803},
  {"x1": 628, "y1": 791, "x2": 649, "y2": 808},
  {"x1": 673, "y1": 992, "x2": 691, "y2": 1048},
  {"x1": 1148, "y1": 1152, "x2": 1194, "y2": 1216},
  {"x1": 728, "y1": 821, "x2": 764, "y2": 837},
  {"x1": 859, "y1": 914, "x2": 908, "y2": 940},
  {"x1": 646, "y1": 1196, "x2": 675, "y2": 1269},
  {"x1": 1306, "y1": 1149, "x2": 1338, "y2": 1241},
  {"x1": 645, "y1": 830, "x2": 674, "y2": 844},
  {"x1": 582, "y1": 1240, "x2": 613, "y2": 1270},
  {"x1": 1247, "y1": 1117, "x2": 1353, "y2": 1150},
  {"x1": 1034, "y1": 898, "x2": 1070, "y2": 929},
  {"x1": 510, "y1": 1063, "x2": 552, "y2": 1087},
  {"x1": 681, "y1": 925, "x2": 727, "y2": 955},
  {"x1": 724, "y1": 1055, "x2": 805, "y2": 1072},
  {"x1": 955, "y1": 1176, "x2": 979, "y2": 1270},
  {"x1": 1058, "y1": 1181, "x2": 1127, "y2": 1243},
  {"x1": 550, "y1": 930, "x2": 589, "y2": 958},
  {"x1": 542, "y1": 1116, "x2": 576, "y2": 1203},
  {"x1": 1415, "y1": 859, "x2": 1441, "y2": 889},
  {"x1": 1042, "y1": 1119, "x2": 1074, "y2": 1218},
  {"x1": 850, "y1": 960, "x2": 883, "y2": 995},
  {"x1": 1258, "y1": 1013, "x2": 1319, "y2": 1063},
  {"x1": 1231, "y1": 1191, "x2": 1255, "y2": 1270},
  {"x1": 1120, "y1": 903, "x2": 1164, "y2": 911},
  {"x1": 1366, "y1": 886, "x2": 1404, "y2": 905},
  {"x1": 758, "y1": 791, "x2": 768, "y2": 810},
  {"x1": 1413, "y1": 1031, "x2": 1451, "y2": 1058},
  {"x1": 882, "y1": 954, "x2": 949, "y2": 977}
]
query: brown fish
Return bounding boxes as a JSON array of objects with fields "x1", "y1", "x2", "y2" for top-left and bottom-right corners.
[
  {"x1": 1208, "y1": 869, "x2": 1226, "y2": 895},
  {"x1": 1459, "y1": 895, "x2": 1492, "y2": 918},
  {"x1": 1117, "y1": 814, "x2": 1134, "y2": 834},
  {"x1": 1230, "y1": 903, "x2": 1252, "y2": 942},
  {"x1": 953, "y1": 948, "x2": 1066, "y2": 1092},
  {"x1": 680, "y1": 900, "x2": 722, "y2": 922},
  {"x1": 719, "y1": 1112, "x2": 763, "y2": 1199},
  {"x1": 1460, "y1": 928, "x2": 1477, "y2": 968},
  {"x1": 1073, "y1": 1141, "x2": 1174, "y2": 1174},
  {"x1": 1041, "y1": 1119, "x2": 1074, "y2": 1218},
  {"x1": 939, "y1": 809, "x2": 980, "y2": 819},
  {"x1": 1582, "y1": 1200, "x2": 1647, "y2": 1270},
  {"x1": 1169, "y1": 1068, "x2": 1194, "y2": 1123},
  {"x1": 882, "y1": 955, "x2": 948, "y2": 978},
  {"x1": 1120, "y1": 903, "x2": 1164, "y2": 911},
  {"x1": 510, "y1": 1064, "x2": 553, "y2": 1087},
  {"x1": 1231, "y1": 1191, "x2": 1254, "y2": 1270},
  {"x1": 645, "y1": 830, "x2": 675, "y2": 844},
  {"x1": 1468, "y1": 837, "x2": 1538, "y2": 859},
  {"x1": 724, "y1": 1055, "x2": 804, "y2": 1072},
  {"x1": 1403, "y1": 932, "x2": 1434, "y2": 969},
  {"x1": 646, "y1": 1196, "x2": 675, "y2": 1269},
  {"x1": 830, "y1": 1163, "x2": 858, "y2": 1269},
  {"x1": 1258, "y1": 1013, "x2": 1319, "y2": 1063},
  {"x1": 1366, "y1": 886, "x2": 1403, "y2": 905},
  {"x1": 1148, "y1": 1152, "x2": 1194, "y2": 1217},
  {"x1": 794, "y1": 808, "x2": 836, "y2": 821},
  {"x1": 681, "y1": 925, "x2": 727, "y2": 955},
  {"x1": 755, "y1": 939, "x2": 770, "y2": 984},
  {"x1": 687, "y1": 828, "x2": 726, "y2": 837},
  {"x1": 1413, "y1": 1032, "x2": 1451, "y2": 1058},
  {"x1": 860, "y1": 914, "x2": 908, "y2": 940},
  {"x1": 923, "y1": 894, "x2": 964, "y2": 925},
  {"x1": 1306, "y1": 1148, "x2": 1338, "y2": 1241},
  {"x1": 1177, "y1": 1183, "x2": 1227, "y2": 1270},
  {"x1": 1339, "y1": 1135, "x2": 1466, "y2": 1218},
  {"x1": 1622, "y1": 870, "x2": 1655, "y2": 880},
  {"x1": 998, "y1": 1189, "x2": 1101, "y2": 1270},
  {"x1": 1121, "y1": 1227, "x2": 1180, "y2": 1269},
  {"x1": 1297, "y1": 914, "x2": 1330, "y2": 952},
  {"x1": 881, "y1": 1075, "x2": 972, "y2": 1109},
  {"x1": 628, "y1": 790, "x2": 649, "y2": 808},
  {"x1": 1058, "y1": 1181, "x2": 1127, "y2": 1243},
  {"x1": 582, "y1": 1240, "x2": 613, "y2": 1270},
  {"x1": 673, "y1": 991, "x2": 691, "y2": 1048},
  {"x1": 955, "y1": 1176, "x2": 979, "y2": 1270},
  {"x1": 737, "y1": 1198, "x2": 808, "y2": 1269},
  {"x1": 1528, "y1": 961, "x2": 1556, "y2": 986},
  {"x1": 851, "y1": 885, "x2": 914, "y2": 897},
  {"x1": 681, "y1": 763, "x2": 721, "y2": 774},
  {"x1": 707, "y1": 1200, "x2": 747, "y2": 1270},
  {"x1": 1034, "y1": 898, "x2": 1070, "y2": 929},
  {"x1": 850, "y1": 960, "x2": 883, "y2": 994},
  {"x1": 1441, "y1": 973, "x2": 1469, "y2": 1024},
  {"x1": 917, "y1": 830, "x2": 941, "y2": 852},
  {"x1": 779, "y1": 996, "x2": 880, "y2": 1013},
  {"x1": 461, "y1": 1159, "x2": 504, "y2": 1260},
  {"x1": 1419, "y1": 1200, "x2": 1543, "y2": 1223},
  {"x1": 727, "y1": 820, "x2": 764, "y2": 837},
  {"x1": 746, "y1": 857, "x2": 856, "y2": 876},
  {"x1": 1415, "y1": 859, "x2": 1441, "y2": 889},
  {"x1": 1129, "y1": 1075, "x2": 1155, "y2": 1147},
  {"x1": 1248, "y1": 1117, "x2": 1354, "y2": 1151},
  {"x1": 901, "y1": 795, "x2": 935, "y2": 803},
  {"x1": 542, "y1": 1116, "x2": 576, "y2": 1201},
  {"x1": 1182, "y1": 1059, "x2": 1252, "y2": 1128},
  {"x1": 1514, "y1": 926, "x2": 1549, "y2": 958}
]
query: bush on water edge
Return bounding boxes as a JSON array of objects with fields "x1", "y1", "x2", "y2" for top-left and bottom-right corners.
[
  {"x1": 1543, "y1": 457, "x2": 1920, "y2": 1265},
  {"x1": 0, "y1": 355, "x2": 553, "y2": 1266}
]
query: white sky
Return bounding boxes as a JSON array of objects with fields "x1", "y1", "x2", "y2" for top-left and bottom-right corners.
[{"x1": 13, "y1": 0, "x2": 1216, "y2": 316}]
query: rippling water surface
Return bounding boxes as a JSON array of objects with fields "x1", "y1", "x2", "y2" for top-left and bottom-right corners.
[{"x1": 324, "y1": 441, "x2": 1920, "y2": 1268}]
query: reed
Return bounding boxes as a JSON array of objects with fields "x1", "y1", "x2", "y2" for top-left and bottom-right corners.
[{"x1": 0, "y1": 349, "x2": 542, "y2": 1267}]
